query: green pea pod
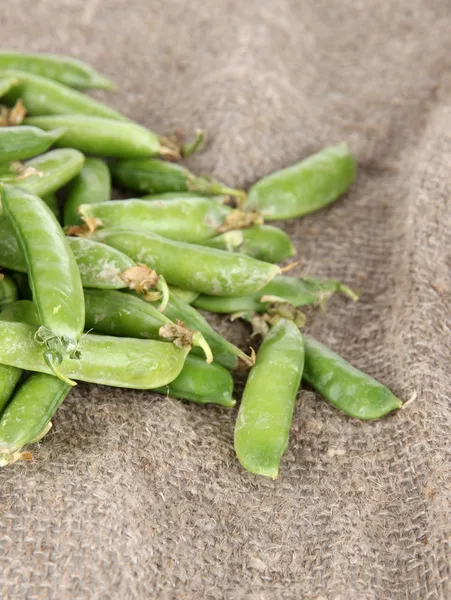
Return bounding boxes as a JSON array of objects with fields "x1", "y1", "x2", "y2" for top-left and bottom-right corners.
[
  {"x1": 0, "y1": 364, "x2": 22, "y2": 415},
  {"x1": 193, "y1": 275, "x2": 358, "y2": 314},
  {"x1": 25, "y1": 115, "x2": 173, "y2": 160},
  {"x1": 0, "y1": 220, "x2": 166, "y2": 298},
  {"x1": 0, "y1": 148, "x2": 85, "y2": 197},
  {"x1": 93, "y1": 229, "x2": 281, "y2": 297},
  {"x1": 110, "y1": 158, "x2": 244, "y2": 198},
  {"x1": 0, "y1": 70, "x2": 127, "y2": 120},
  {"x1": 234, "y1": 318, "x2": 305, "y2": 478},
  {"x1": 0, "y1": 126, "x2": 65, "y2": 163},
  {"x1": 0, "y1": 373, "x2": 71, "y2": 467},
  {"x1": 8, "y1": 271, "x2": 32, "y2": 300},
  {"x1": 0, "y1": 77, "x2": 17, "y2": 98},
  {"x1": 244, "y1": 143, "x2": 356, "y2": 220},
  {"x1": 1, "y1": 185, "x2": 85, "y2": 385},
  {"x1": 0, "y1": 273, "x2": 18, "y2": 309},
  {"x1": 0, "y1": 51, "x2": 115, "y2": 90},
  {"x1": 303, "y1": 335, "x2": 402, "y2": 420},
  {"x1": 201, "y1": 225, "x2": 296, "y2": 263},
  {"x1": 0, "y1": 299, "x2": 39, "y2": 325},
  {"x1": 155, "y1": 355, "x2": 235, "y2": 407},
  {"x1": 64, "y1": 158, "x2": 111, "y2": 226},
  {"x1": 79, "y1": 197, "x2": 232, "y2": 243},
  {"x1": 168, "y1": 286, "x2": 199, "y2": 305},
  {"x1": 0, "y1": 321, "x2": 189, "y2": 389}
]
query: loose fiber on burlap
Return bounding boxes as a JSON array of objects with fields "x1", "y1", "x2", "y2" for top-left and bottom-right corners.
[{"x1": 0, "y1": 1, "x2": 450, "y2": 599}]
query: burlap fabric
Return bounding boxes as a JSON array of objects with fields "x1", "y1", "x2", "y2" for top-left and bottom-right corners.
[{"x1": 1, "y1": 1, "x2": 450, "y2": 598}]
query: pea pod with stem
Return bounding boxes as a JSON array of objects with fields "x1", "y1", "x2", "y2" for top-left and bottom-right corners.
[
  {"x1": 0, "y1": 221, "x2": 169, "y2": 305},
  {"x1": 0, "y1": 126, "x2": 65, "y2": 163},
  {"x1": 25, "y1": 115, "x2": 180, "y2": 160},
  {"x1": 1, "y1": 185, "x2": 85, "y2": 385},
  {"x1": 0, "y1": 273, "x2": 18, "y2": 309},
  {"x1": 92, "y1": 229, "x2": 281, "y2": 297},
  {"x1": 0, "y1": 70, "x2": 127, "y2": 120},
  {"x1": 0, "y1": 320, "x2": 189, "y2": 389},
  {"x1": 200, "y1": 225, "x2": 296, "y2": 263},
  {"x1": 0, "y1": 148, "x2": 85, "y2": 197},
  {"x1": 64, "y1": 158, "x2": 111, "y2": 226},
  {"x1": 234, "y1": 318, "x2": 305, "y2": 478},
  {"x1": 303, "y1": 335, "x2": 403, "y2": 420},
  {"x1": 110, "y1": 158, "x2": 245, "y2": 199},
  {"x1": 0, "y1": 373, "x2": 71, "y2": 468},
  {"x1": 244, "y1": 143, "x2": 356, "y2": 220},
  {"x1": 78, "y1": 198, "x2": 261, "y2": 244},
  {"x1": 168, "y1": 286, "x2": 199, "y2": 305},
  {"x1": 0, "y1": 364, "x2": 22, "y2": 415},
  {"x1": 0, "y1": 51, "x2": 115, "y2": 90},
  {"x1": 193, "y1": 275, "x2": 358, "y2": 315}
]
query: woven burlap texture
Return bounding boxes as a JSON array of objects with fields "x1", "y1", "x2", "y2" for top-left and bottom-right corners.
[{"x1": 1, "y1": 1, "x2": 450, "y2": 599}]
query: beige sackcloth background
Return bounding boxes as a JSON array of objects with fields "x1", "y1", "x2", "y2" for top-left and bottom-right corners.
[{"x1": 1, "y1": 1, "x2": 450, "y2": 599}]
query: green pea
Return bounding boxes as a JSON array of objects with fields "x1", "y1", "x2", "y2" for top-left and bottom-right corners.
[
  {"x1": 25, "y1": 115, "x2": 171, "y2": 160},
  {"x1": 0, "y1": 273, "x2": 18, "y2": 309},
  {"x1": 0, "y1": 77, "x2": 17, "y2": 98},
  {"x1": 244, "y1": 143, "x2": 356, "y2": 220},
  {"x1": 64, "y1": 158, "x2": 111, "y2": 226},
  {"x1": 0, "y1": 364, "x2": 22, "y2": 414},
  {"x1": 0, "y1": 51, "x2": 115, "y2": 90},
  {"x1": 1, "y1": 185, "x2": 85, "y2": 384},
  {"x1": 0, "y1": 70, "x2": 127, "y2": 120},
  {"x1": 93, "y1": 229, "x2": 281, "y2": 297},
  {"x1": 193, "y1": 275, "x2": 358, "y2": 314},
  {"x1": 0, "y1": 148, "x2": 85, "y2": 197},
  {"x1": 0, "y1": 373, "x2": 71, "y2": 468},
  {"x1": 0, "y1": 320, "x2": 189, "y2": 389},
  {"x1": 155, "y1": 355, "x2": 235, "y2": 407},
  {"x1": 201, "y1": 225, "x2": 296, "y2": 263},
  {"x1": 0, "y1": 126, "x2": 65, "y2": 163},
  {"x1": 110, "y1": 158, "x2": 244, "y2": 198},
  {"x1": 234, "y1": 319, "x2": 305, "y2": 478},
  {"x1": 303, "y1": 335, "x2": 402, "y2": 420},
  {"x1": 168, "y1": 286, "x2": 199, "y2": 305},
  {"x1": 79, "y1": 197, "x2": 231, "y2": 243}
]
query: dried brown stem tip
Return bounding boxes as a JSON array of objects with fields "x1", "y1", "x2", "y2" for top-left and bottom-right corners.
[
  {"x1": 159, "y1": 320, "x2": 195, "y2": 349},
  {"x1": 120, "y1": 264, "x2": 161, "y2": 299},
  {"x1": 0, "y1": 99, "x2": 26, "y2": 126},
  {"x1": 216, "y1": 209, "x2": 264, "y2": 233}
]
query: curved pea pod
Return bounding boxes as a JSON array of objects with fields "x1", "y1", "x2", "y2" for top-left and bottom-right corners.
[
  {"x1": 0, "y1": 77, "x2": 17, "y2": 97},
  {"x1": 0, "y1": 373, "x2": 71, "y2": 467},
  {"x1": 64, "y1": 158, "x2": 111, "y2": 226},
  {"x1": 142, "y1": 192, "x2": 229, "y2": 203},
  {"x1": 193, "y1": 275, "x2": 358, "y2": 314},
  {"x1": 0, "y1": 149, "x2": 85, "y2": 197},
  {"x1": 244, "y1": 143, "x2": 356, "y2": 220},
  {"x1": 0, "y1": 126, "x2": 65, "y2": 163},
  {"x1": 2, "y1": 185, "x2": 85, "y2": 384},
  {"x1": 0, "y1": 70, "x2": 127, "y2": 120},
  {"x1": 0, "y1": 321, "x2": 189, "y2": 389},
  {"x1": 93, "y1": 229, "x2": 281, "y2": 297},
  {"x1": 0, "y1": 51, "x2": 115, "y2": 90},
  {"x1": 155, "y1": 355, "x2": 235, "y2": 407},
  {"x1": 234, "y1": 319, "x2": 305, "y2": 478},
  {"x1": 168, "y1": 286, "x2": 199, "y2": 305},
  {"x1": 41, "y1": 192, "x2": 60, "y2": 220},
  {"x1": 79, "y1": 197, "x2": 232, "y2": 243},
  {"x1": 110, "y1": 158, "x2": 244, "y2": 198},
  {"x1": 0, "y1": 273, "x2": 18, "y2": 309},
  {"x1": 201, "y1": 225, "x2": 296, "y2": 263},
  {"x1": 25, "y1": 115, "x2": 175, "y2": 160},
  {"x1": 303, "y1": 335, "x2": 402, "y2": 420},
  {"x1": 0, "y1": 364, "x2": 22, "y2": 414},
  {"x1": 0, "y1": 299, "x2": 40, "y2": 324}
]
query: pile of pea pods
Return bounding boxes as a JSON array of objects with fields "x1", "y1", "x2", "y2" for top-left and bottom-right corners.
[{"x1": 0, "y1": 52, "x2": 402, "y2": 477}]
